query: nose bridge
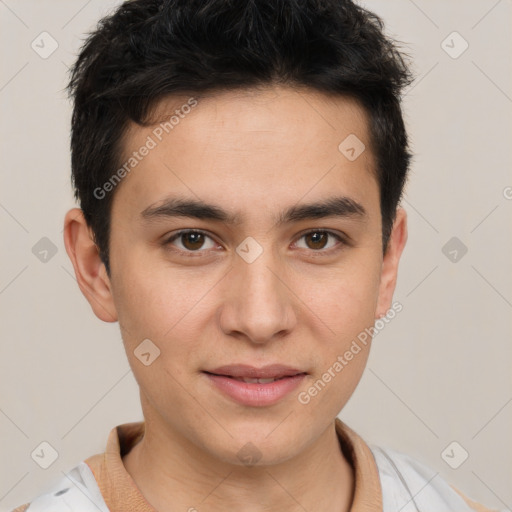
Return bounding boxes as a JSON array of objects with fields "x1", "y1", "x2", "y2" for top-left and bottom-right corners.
[
  {"x1": 220, "y1": 238, "x2": 296, "y2": 343},
  {"x1": 242, "y1": 250, "x2": 281, "y2": 301},
  {"x1": 236, "y1": 234, "x2": 280, "y2": 286}
]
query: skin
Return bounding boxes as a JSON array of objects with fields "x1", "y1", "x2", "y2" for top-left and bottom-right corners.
[{"x1": 64, "y1": 85, "x2": 407, "y2": 512}]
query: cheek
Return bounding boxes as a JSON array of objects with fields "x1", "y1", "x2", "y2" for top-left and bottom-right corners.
[
  {"x1": 295, "y1": 254, "x2": 381, "y2": 403},
  {"x1": 297, "y1": 278, "x2": 377, "y2": 417},
  {"x1": 110, "y1": 252, "x2": 215, "y2": 358},
  {"x1": 297, "y1": 253, "x2": 382, "y2": 335},
  {"x1": 111, "y1": 262, "x2": 210, "y2": 408}
]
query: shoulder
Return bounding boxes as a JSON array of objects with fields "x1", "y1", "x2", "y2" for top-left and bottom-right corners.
[
  {"x1": 9, "y1": 461, "x2": 109, "y2": 512},
  {"x1": 369, "y1": 445, "x2": 503, "y2": 512}
]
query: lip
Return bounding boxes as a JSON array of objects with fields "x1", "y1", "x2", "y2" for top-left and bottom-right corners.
[
  {"x1": 205, "y1": 364, "x2": 306, "y2": 379},
  {"x1": 203, "y1": 364, "x2": 308, "y2": 407},
  {"x1": 204, "y1": 372, "x2": 307, "y2": 407}
]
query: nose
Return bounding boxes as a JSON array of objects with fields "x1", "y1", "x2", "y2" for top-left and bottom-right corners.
[{"x1": 218, "y1": 245, "x2": 297, "y2": 345}]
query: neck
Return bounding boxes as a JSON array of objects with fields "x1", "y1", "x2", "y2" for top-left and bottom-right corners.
[{"x1": 123, "y1": 413, "x2": 354, "y2": 512}]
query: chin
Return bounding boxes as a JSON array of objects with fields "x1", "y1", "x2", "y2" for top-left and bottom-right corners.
[{"x1": 201, "y1": 420, "x2": 302, "y2": 467}]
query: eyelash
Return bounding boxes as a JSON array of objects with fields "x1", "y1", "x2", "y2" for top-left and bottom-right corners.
[{"x1": 163, "y1": 229, "x2": 347, "y2": 257}]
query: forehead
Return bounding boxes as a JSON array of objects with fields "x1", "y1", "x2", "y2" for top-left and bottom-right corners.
[
  {"x1": 143, "y1": 85, "x2": 371, "y2": 152},
  {"x1": 112, "y1": 85, "x2": 378, "y2": 224}
]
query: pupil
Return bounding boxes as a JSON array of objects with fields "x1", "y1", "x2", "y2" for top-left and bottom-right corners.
[
  {"x1": 308, "y1": 232, "x2": 326, "y2": 249},
  {"x1": 184, "y1": 232, "x2": 203, "y2": 250}
]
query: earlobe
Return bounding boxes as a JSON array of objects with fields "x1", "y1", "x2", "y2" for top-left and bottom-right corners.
[
  {"x1": 375, "y1": 207, "x2": 408, "y2": 319},
  {"x1": 63, "y1": 208, "x2": 118, "y2": 323}
]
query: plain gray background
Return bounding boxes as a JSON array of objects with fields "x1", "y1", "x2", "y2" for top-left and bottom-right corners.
[{"x1": 1, "y1": 1, "x2": 511, "y2": 510}]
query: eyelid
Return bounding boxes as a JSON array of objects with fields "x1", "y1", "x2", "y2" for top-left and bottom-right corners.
[
  {"x1": 293, "y1": 228, "x2": 347, "y2": 253},
  {"x1": 294, "y1": 227, "x2": 348, "y2": 243},
  {"x1": 163, "y1": 228, "x2": 348, "y2": 254},
  {"x1": 164, "y1": 229, "x2": 221, "y2": 254}
]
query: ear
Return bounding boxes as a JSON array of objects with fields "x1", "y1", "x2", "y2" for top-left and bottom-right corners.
[
  {"x1": 63, "y1": 208, "x2": 118, "y2": 322},
  {"x1": 375, "y1": 207, "x2": 408, "y2": 319}
]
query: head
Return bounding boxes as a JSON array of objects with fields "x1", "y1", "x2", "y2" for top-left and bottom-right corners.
[{"x1": 64, "y1": 0, "x2": 411, "y2": 467}]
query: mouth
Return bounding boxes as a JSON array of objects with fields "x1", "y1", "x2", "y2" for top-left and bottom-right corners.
[
  {"x1": 203, "y1": 363, "x2": 308, "y2": 380},
  {"x1": 203, "y1": 372, "x2": 306, "y2": 384},
  {"x1": 202, "y1": 364, "x2": 308, "y2": 406}
]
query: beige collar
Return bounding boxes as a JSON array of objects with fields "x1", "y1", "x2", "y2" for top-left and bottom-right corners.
[{"x1": 84, "y1": 418, "x2": 382, "y2": 511}]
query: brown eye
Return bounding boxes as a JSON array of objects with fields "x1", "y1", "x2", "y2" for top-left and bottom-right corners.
[
  {"x1": 295, "y1": 230, "x2": 344, "y2": 252},
  {"x1": 304, "y1": 231, "x2": 328, "y2": 250},
  {"x1": 181, "y1": 232, "x2": 205, "y2": 250},
  {"x1": 165, "y1": 230, "x2": 217, "y2": 253}
]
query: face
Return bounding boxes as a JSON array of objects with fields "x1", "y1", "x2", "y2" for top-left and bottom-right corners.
[{"x1": 66, "y1": 85, "x2": 407, "y2": 466}]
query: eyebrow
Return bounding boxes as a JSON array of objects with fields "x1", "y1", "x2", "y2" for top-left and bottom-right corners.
[{"x1": 140, "y1": 195, "x2": 367, "y2": 226}]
